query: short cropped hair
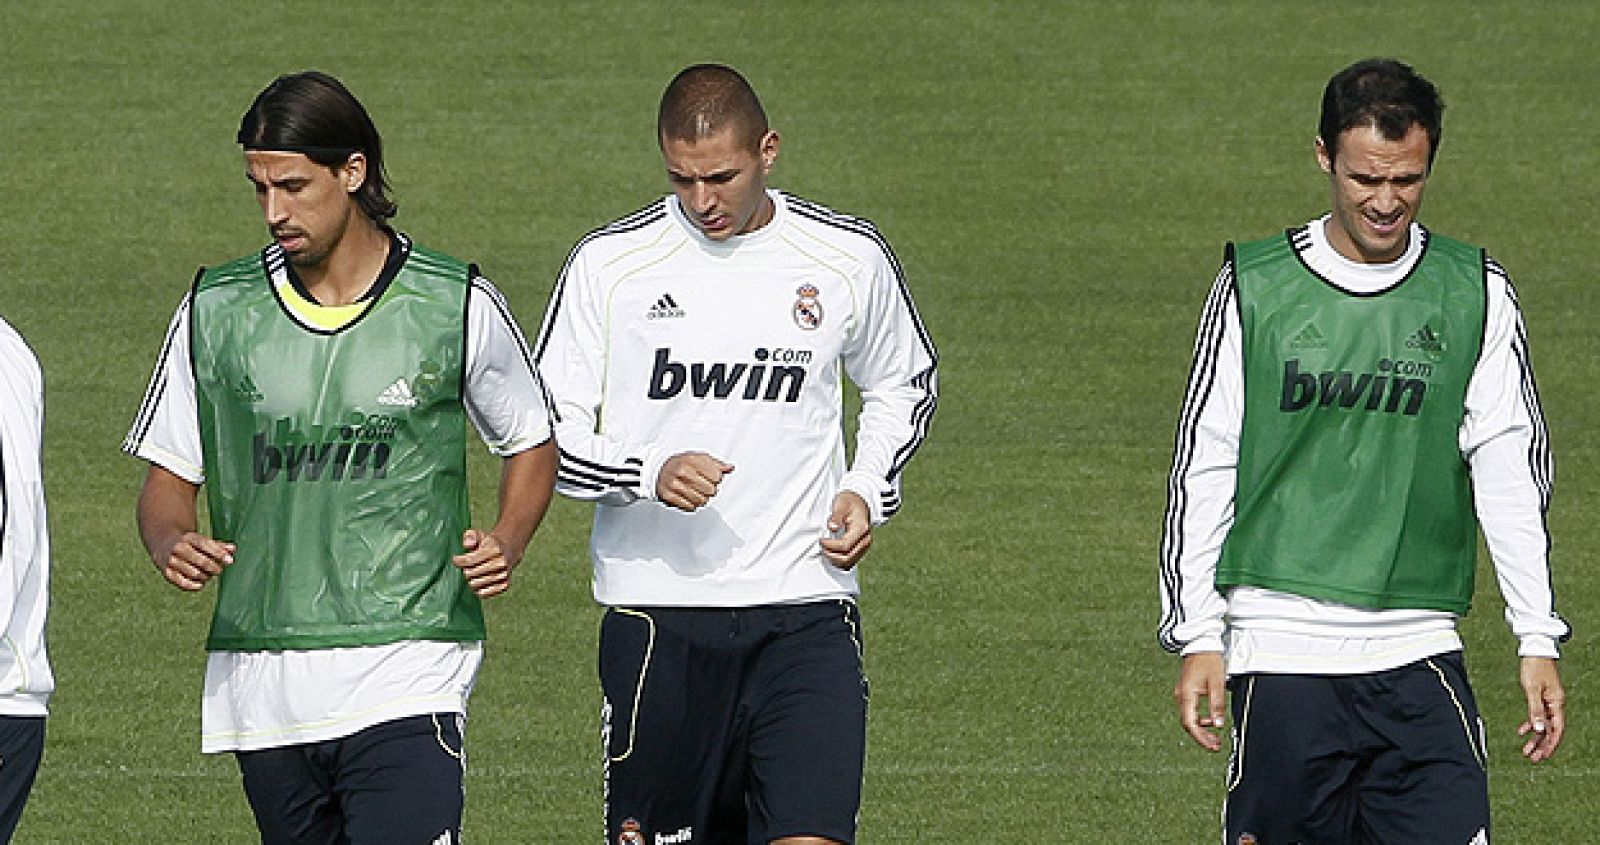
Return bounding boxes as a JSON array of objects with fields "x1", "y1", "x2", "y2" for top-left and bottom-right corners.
[
  {"x1": 237, "y1": 71, "x2": 397, "y2": 221},
  {"x1": 657, "y1": 64, "x2": 769, "y2": 150},
  {"x1": 1319, "y1": 58, "x2": 1445, "y2": 170}
]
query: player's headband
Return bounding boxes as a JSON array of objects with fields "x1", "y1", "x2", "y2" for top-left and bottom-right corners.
[{"x1": 240, "y1": 143, "x2": 360, "y2": 160}]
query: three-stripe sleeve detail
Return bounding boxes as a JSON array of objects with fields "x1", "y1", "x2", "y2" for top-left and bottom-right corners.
[
  {"x1": 783, "y1": 193, "x2": 938, "y2": 483},
  {"x1": 124, "y1": 292, "x2": 192, "y2": 453},
  {"x1": 1495, "y1": 261, "x2": 1565, "y2": 639},
  {"x1": 1158, "y1": 256, "x2": 1236, "y2": 652},
  {"x1": 535, "y1": 202, "x2": 666, "y2": 495},
  {"x1": 1494, "y1": 264, "x2": 1553, "y2": 511},
  {"x1": 533, "y1": 202, "x2": 667, "y2": 365},
  {"x1": 470, "y1": 275, "x2": 555, "y2": 426},
  {"x1": 558, "y1": 449, "x2": 641, "y2": 494},
  {"x1": 881, "y1": 487, "x2": 901, "y2": 519}
]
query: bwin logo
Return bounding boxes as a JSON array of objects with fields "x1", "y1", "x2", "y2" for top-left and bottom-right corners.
[
  {"x1": 1279, "y1": 358, "x2": 1427, "y2": 416},
  {"x1": 252, "y1": 417, "x2": 396, "y2": 484},
  {"x1": 648, "y1": 347, "x2": 807, "y2": 403}
]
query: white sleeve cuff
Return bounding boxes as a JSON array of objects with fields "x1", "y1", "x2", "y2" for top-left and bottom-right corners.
[
  {"x1": 1517, "y1": 635, "x2": 1560, "y2": 659},
  {"x1": 636, "y1": 445, "x2": 669, "y2": 502},
  {"x1": 1180, "y1": 636, "x2": 1225, "y2": 656},
  {"x1": 839, "y1": 470, "x2": 891, "y2": 525},
  {"x1": 129, "y1": 443, "x2": 205, "y2": 485}
]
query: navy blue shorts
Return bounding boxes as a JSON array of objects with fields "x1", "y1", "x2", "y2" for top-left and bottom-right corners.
[
  {"x1": 600, "y1": 600, "x2": 868, "y2": 845},
  {"x1": 1224, "y1": 652, "x2": 1490, "y2": 843},
  {"x1": 0, "y1": 716, "x2": 45, "y2": 843},
  {"x1": 235, "y1": 713, "x2": 466, "y2": 845}
]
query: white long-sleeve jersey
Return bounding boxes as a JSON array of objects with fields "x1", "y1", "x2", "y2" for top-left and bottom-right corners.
[
  {"x1": 1159, "y1": 217, "x2": 1568, "y2": 675},
  {"x1": 0, "y1": 316, "x2": 53, "y2": 715},
  {"x1": 536, "y1": 191, "x2": 938, "y2": 607}
]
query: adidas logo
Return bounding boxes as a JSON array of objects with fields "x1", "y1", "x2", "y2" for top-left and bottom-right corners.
[
  {"x1": 646, "y1": 293, "x2": 686, "y2": 320},
  {"x1": 1405, "y1": 324, "x2": 1445, "y2": 358},
  {"x1": 234, "y1": 374, "x2": 263, "y2": 404},
  {"x1": 1288, "y1": 323, "x2": 1328, "y2": 350},
  {"x1": 376, "y1": 378, "x2": 419, "y2": 408},
  {"x1": 429, "y1": 831, "x2": 454, "y2": 845}
]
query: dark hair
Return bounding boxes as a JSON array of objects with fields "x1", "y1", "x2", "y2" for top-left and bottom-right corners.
[
  {"x1": 1319, "y1": 58, "x2": 1444, "y2": 170},
  {"x1": 237, "y1": 71, "x2": 396, "y2": 221},
  {"x1": 658, "y1": 64, "x2": 769, "y2": 150}
]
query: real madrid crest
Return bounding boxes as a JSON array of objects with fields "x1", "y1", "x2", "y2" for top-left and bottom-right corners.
[
  {"x1": 793, "y1": 283, "x2": 823, "y2": 331},
  {"x1": 617, "y1": 818, "x2": 645, "y2": 845}
]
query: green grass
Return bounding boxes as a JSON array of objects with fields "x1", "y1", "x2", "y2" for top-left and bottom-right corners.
[{"x1": 1, "y1": 0, "x2": 1596, "y2": 840}]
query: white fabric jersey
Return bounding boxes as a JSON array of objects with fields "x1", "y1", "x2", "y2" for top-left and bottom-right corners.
[
  {"x1": 0, "y1": 317, "x2": 54, "y2": 716},
  {"x1": 1159, "y1": 216, "x2": 1568, "y2": 676},
  {"x1": 536, "y1": 191, "x2": 938, "y2": 607},
  {"x1": 198, "y1": 641, "x2": 480, "y2": 753},
  {"x1": 123, "y1": 234, "x2": 552, "y2": 752}
]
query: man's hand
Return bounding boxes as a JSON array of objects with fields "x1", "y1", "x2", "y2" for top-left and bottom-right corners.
[
  {"x1": 657, "y1": 452, "x2": 733, "y2": 512},
  {"x1": 139, "y1": 464, "x2": 230, "y2": 592},
  {"x1": 819, "y1": 492, "x2": 872, "y2": 570},
  {"x1": 453, "y1": 529, "x2": 519, "y2": 598},
  {"x1": 156, "y1": 532, "x2": 235, "y2": 592},
  {"x1": 1175, "y1": 651, "x2": 1227, "y2": 751},
  {"x1": 1518, "y1": 656, "x2": 1565, "y2": 763}
]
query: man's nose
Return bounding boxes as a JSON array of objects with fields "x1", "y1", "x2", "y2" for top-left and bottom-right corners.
[
  {"x1": 689, "y1": 181, "x2": 714, "y2": 213},
  {"x1": 262, "y1": 189, "x2": 290, "y2": 227},
  {"x1": 1371, "y1": 184, "x2": 1402, "y2": 213}
]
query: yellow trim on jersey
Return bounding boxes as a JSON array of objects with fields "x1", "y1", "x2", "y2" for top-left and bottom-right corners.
[
  {"x1": 274, "y1": 277, "x2": 372, "y2": 330},
  {"x1": 0, "y1": 636, "x2": 27, "y2": 693}
]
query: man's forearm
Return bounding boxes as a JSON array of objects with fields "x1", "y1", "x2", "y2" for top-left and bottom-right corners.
[
  {"x1": 491, "y1": 439, "x2": 558, "y2": 562},
  {"x1": 137, "y1": 464, "x2": 201, "y2": 561}
]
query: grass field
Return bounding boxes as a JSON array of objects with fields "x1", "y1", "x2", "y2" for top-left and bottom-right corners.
[{"x1": 1, "y1": 1, "x2": 1596, "y2": 841}]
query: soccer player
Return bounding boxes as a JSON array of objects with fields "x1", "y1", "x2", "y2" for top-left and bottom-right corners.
[
  {"x1": 535, "y1": 64, "x2": 938, "y2": 845},
  {"x1": 1159, "y1": 58, "x2": 1568, "y2": 841},
  {"x1": 123, "y1": 71, "x2": 556, "y2": 844},
  {"x1": 0, "y1": 316, "x2": 53, "y2": 843}
]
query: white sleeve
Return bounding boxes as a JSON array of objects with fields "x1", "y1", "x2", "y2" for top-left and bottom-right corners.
[
  {"x1": 1460, "y1": 258, "x2": 1568, "y2": 657},
  {"x1": 1158, "y1": 259, "x2": 1242, "y2": 655},
  {"x1": 464, "y1": 277, "x2": 553, "y2": 456},
  {"x1": 122, "y1": 294, "x2": 204, "y2": 483},
  {"x1": 533, "y1": 247, "x2": 666, "y2": 505},
  {"x1": 838, "y1": 237, "x2": 938, "y2": 525},
  {"x1": 0, "y1": 318, "x2": 43, "y2": 437}
]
